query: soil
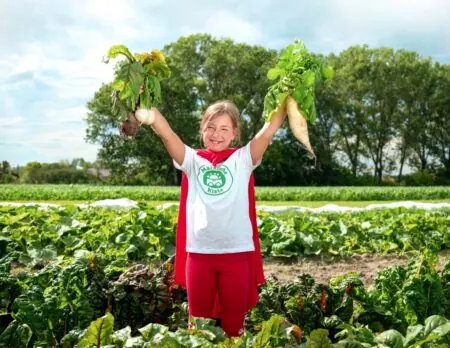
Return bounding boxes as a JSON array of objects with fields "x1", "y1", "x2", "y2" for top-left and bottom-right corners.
[{"x1": 263, "y1": 250, "x2": 450, "y2": 287}]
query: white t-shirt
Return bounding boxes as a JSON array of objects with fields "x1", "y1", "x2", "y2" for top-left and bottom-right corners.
[{"x1": 174, "y1": 143, "x2": 260, "y2": 254}]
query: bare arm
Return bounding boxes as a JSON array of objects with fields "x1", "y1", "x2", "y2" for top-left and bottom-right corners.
[
  {"x1": 135, "y1": 107, "x2": 185, "y2": 166},
  {"x1": 249, "y1": 104, "x2": 287, "y2": 166}
]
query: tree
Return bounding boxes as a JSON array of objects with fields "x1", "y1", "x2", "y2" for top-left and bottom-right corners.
[
  {"x1": 329, "y1": 46, "x2": 372, "y2": 178},
  {"x1": 394, "y1": 51, "x2": 436, "y2": 178},
  {"x1": 359, "y1": 47, "x2": 399, "y2": 183},
  {"x1": 19, "y1": 161, "x2": 43, "y2": 183},
  {"x1": 429, "y1": 63, "x2": 450, "y2": 176},
  {"x1": 0, "y1": 161, "x2": 16, "y2": 183},
  {"x1": 314, "y1": 53, "x2": 348, "y2": 176}
]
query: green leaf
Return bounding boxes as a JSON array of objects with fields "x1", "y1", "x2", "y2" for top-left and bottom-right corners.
[
  {"x1": 321, "y1": 66, "x2": 334, "y2": 80},
  {"x1": 120, "y1": 336, "x2": 150, "y2": 347},
  {"x1": 115, "y1": 233, "x2": 129, "y2": 244},
  {"x1": 138, "y1": 323, "x2": 169, "y2": 341},
  {"x1": 115, "y1": 61, "x2": 146, "y2": 110},
  {"x1": 188, "y1": 317, "x2": 227, "y2": 343},
  {"x1": 76, "y1": 312, "x2": 114, "y2": 348},
  {"x1": 0, "y1": 320, "x2": 32, "y2": 348},
  {"x1": 112, "y1": 79, "x2": 126, "y2": 91},
  {"x1": 413, "y1": 321, "x2": 450, "y2": 347},
  {"x1": 276, "y1": 92, "x2": 289, "y2": 106},
  {"x1": 105, "y1": 45, "x2": 136, "y2": 63},
  {"x1": 172, "y1": 330, "x2": 214, "y2": 347},
  {"x1": 267, "y1": 68, "x2": 282, "y2": 80},
  {"x1": 404, "y1": 324, "x2": 423, "y2": 345},
  {"x1": 61, "y1": 329, "x2": 87, "y2": 346},
  {"x1": 306, "y1": 328, "x2": 333, "y2": 348},
  {"x1": 375, "y1": 329, "x2": 405, "y2": 348},
  {"x1": 430, "y1": 321, "x2": 450, "y2": 338},
  {"x1": 111, "y1": 326, "x2": 131, "y2": 346},
  {"x1": 303, "y1": 70, "x2": 316, "y2": 87},
  {"x1": 126, "y1": 244, "x2": 138, "y2": 255},
  {"x1": 423, "y1": 315, "x2": 448, "y2": 336}
]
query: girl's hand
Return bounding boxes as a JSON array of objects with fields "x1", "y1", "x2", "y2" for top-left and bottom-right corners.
[{"x1": 135, "y1": 107, "x2": 157, "y2": 125}]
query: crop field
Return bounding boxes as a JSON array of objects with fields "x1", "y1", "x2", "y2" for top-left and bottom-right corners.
[
  {"x1": 0, "y1": 199, "x2": 449, "y2": 347},
  {"x1": 1, "y1": 184, "x2": 450, "y2": 202}
]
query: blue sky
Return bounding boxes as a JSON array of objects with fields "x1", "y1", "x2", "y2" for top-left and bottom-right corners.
[{"x1": 1, "y1": 0, "x2": 449, "y2": 167}]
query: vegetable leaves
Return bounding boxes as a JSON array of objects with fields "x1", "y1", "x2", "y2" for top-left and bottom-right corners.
[
  {"x1": 263, "y1": 39, "x2": 333, "y2": 123},
  {"x1": 104, "y1": 45, "x2": 171, "y2": 121}
]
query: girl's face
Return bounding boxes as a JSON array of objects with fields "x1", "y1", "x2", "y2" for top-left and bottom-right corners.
[{"x1": 202, "y1": 113, "x2": 237, "y2": 152}]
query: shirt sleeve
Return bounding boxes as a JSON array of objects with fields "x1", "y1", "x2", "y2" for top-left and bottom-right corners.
[
  {"x1": 237, "y1": 142, "x2": 261, "y2": 172},
  {"x1": 173, "y1": 145, "x2": 195, "y2": 174}
]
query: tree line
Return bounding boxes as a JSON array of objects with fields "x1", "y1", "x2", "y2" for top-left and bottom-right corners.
[
  {"x1": 4, "y1": 34, "x2": 450, "y2": 186},
  {"x1": 0, "y1": 159, "x2": 102, "y2": 184}
]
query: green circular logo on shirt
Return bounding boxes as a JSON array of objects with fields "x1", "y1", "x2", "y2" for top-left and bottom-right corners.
[
  {"x1": 204, "y1": 171, "x2": 226, "y2": 188},
  {"x1": 198, "y1": 165, "x2": 233, "y2": 196}
]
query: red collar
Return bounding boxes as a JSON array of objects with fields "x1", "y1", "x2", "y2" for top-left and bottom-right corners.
[{"x1": 196, "y1": 148, "x2": 238, "y2": 166}]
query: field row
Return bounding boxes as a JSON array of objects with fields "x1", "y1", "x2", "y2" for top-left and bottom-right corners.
[
  {"x1": 1, "y1": 204, "x2": 449, "y2": 261},
  {"x1": 1, "y1": 184, "x2": 450, "y2": 201}
]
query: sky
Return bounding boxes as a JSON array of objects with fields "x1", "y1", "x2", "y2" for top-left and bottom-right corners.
[{"x1": 0, "y1": 0, "x2": 449, "y2": 167}]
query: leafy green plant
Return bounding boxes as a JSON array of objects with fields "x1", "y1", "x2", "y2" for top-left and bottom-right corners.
[
  {"x1": 263, "y1": 39, "x2": 333, "y2": 157},
  {"x1": 103, "y1": 44, "x2": 171, "y2": 138},
  {"x1": 354, "y1": 252, "x2": 448, "y2": 334},
  {"x1": 263, "y1": 40, "x2": 333, "y2": 123},
  {"x1": 104, "y1": 45, "x2": 171, "y2": 118}
]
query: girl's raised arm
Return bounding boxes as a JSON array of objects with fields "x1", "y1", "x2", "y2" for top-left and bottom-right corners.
[
  {"x1": 136, "y1": 107, "x2": 185, "y2": 166},
  {"x1": 249, "y1": 104, "x2": 287, "y2": 166}
]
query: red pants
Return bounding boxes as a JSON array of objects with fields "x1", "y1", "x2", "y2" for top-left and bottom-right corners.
[{"x1": 186, "y1": 252, "x2": 250, "y2": 337}]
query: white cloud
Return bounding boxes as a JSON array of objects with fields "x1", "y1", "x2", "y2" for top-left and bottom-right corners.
[
  {"x1": 0, "y1": 116, "x2": 23, "y2": 126},
  {"x1": 40, "y1": 106, "x2": 88, "y2": 124},
  {"x1": 312, "y1": 0, "x2": 450, "y2": 55},
  {"x1": 81, "y1": 0, "x2": 137, "y2": 22},
  {"x1": 28, "y1": 129, "x2": 100, "y2": 162},
  {"x1": 182, "y1": 10, "x2": 263, "y2": 44},
  {"x1": 0, "y1": 125, "x2": 27, "y2": 151}
]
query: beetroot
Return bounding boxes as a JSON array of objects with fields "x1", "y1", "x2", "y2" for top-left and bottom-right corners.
[{"x1": 120, "y1": 121, "x2": 139, "y2": 138}]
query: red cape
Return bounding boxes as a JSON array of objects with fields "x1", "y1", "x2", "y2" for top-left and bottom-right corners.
[{"x1": 174, "y1": 148, "x2": 266, "y2": 317}]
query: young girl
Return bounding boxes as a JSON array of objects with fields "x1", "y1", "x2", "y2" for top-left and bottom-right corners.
[{"x1": 133, "y1": 101, "x2": 286, "y2": 336}]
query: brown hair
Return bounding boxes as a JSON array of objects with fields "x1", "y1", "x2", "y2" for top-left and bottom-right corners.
[{"x1": 199, "y1": 100, "x2": 241, "y2": 146}]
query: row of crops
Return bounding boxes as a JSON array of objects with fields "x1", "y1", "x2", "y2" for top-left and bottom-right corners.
[
  {"x1": 1, "y1": 184, "x2": 450, "y2": 201},
  {"x1": 1, "y1": 204, "x2": 449, "y2": 346}
]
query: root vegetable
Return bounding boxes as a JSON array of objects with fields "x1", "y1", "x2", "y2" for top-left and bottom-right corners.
[
  {"x1": 119, "y1": 121, "x2": 139, "y2": 138},
  {"x1": 286, "y1": 96, "x2": 315, "y2": 160},
  {"x1": 135, "y1": 108, "x2": 155, "y2": 126},
  {"x1": 119, "y1": 112, "x2": 140, "y2": 138}
]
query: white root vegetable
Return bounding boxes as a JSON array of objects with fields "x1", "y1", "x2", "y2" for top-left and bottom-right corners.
[
  {"x1": 286, "y1": 96, "x2": 316, "y2": 160},
  {"x1": 135, "y1": 108, "x2": 155, "y2": 126}
]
